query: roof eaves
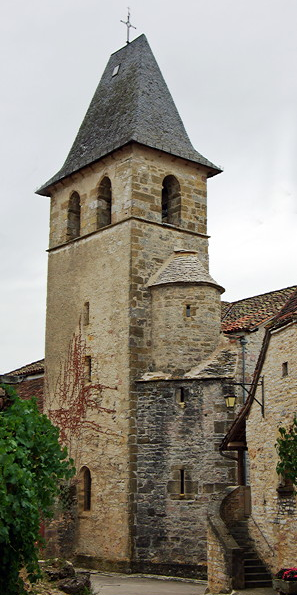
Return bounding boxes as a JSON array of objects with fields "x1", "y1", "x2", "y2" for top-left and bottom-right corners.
[
  {"x1": 6, "y1": 359, "x2": 45, "y2": 377},
  {"x1": 36, "y1": 139, "x2": 222, "y2": 197}
]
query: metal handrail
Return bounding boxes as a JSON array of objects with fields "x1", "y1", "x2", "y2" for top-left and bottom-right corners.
[{"x1": 250, "y1": 514, "x2": 275, "y2": 555}]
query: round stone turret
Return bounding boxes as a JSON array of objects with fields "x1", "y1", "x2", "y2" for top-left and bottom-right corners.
[{"x1": 148, "y1": 250, "x2": 225, "y2": 374}]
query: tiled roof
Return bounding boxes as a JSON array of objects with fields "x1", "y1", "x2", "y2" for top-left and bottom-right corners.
[
  {"x1": 37, "y1": 35, "x2": 221, "y2": 195},
  {"x1": 6, "y1": 359, "x2": 45, "y2": 377},
  {"x1": 148, "y1": 250, "x2": 225, "y2": 293},
  {"x1": 222, "y1": 285, "x2": 297, "y2": 332}
]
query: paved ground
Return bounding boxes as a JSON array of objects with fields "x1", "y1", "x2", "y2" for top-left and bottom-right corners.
[{"x1": 90, "y1": 572, "x2": 276, "y2": 595}]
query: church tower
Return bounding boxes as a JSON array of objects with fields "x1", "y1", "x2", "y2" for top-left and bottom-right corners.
[{"x1": 38, "y1": 35, "x2": 229, "y2": 575}]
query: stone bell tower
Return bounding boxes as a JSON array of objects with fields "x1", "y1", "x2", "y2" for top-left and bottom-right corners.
[{"x1": 37, "y1": 35, "x2": 223, "y2": 572}]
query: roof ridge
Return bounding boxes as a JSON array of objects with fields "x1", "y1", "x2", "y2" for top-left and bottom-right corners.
[
  {"x1": 266, "y1": 287, "x2": 297, "y2": 329},
  {"x1": 227, "y1": 284, "x2": 297, "y2": 307},
  {"x1": 6, "y1": 358, "x2": 45, "y2": 376},
  {"x1": 222, "y1": 284, "x2": 297, "y2": 333}
]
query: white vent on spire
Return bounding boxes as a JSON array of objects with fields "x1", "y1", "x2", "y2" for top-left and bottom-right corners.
[{"x1": 112, "y1": 64, "x2": 120, "y2": 77}]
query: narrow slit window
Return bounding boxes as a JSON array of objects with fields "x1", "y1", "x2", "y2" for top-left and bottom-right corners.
[
  {"x1": 282, "y1": 362, "x2": 288, "y2": 377},
  {"x1": 97, "y1": 177, "x2": 112, "y2": 229},
  {"x1": 180, "y1": 469, "x2": 185, "y2": 495},
  {"x1": 83, "y1": 467, "x2": 91, "y2": 511},
  {"x1": 85, "y1": 356, "x2": 92, "y2": 383},
  {"x1": 67, "y1": 192, "x2": 81, "y2": 240},
  {"x1": 83, "y1": 301, "x2": 90, "y2": 326},
  {"x1": 186, "y1": 305, "x2": 191, "y2": 317},
  {"x1": 161, "y1": 175, "x2": 181, "y2": 225}
]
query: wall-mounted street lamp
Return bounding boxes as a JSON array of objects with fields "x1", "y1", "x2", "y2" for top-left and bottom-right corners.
[
  {"x1": 224, "y1": 393, "x2": 237, "y2": 409},
  {"x1": 223, "y1": 377, "x2": 264, "y2": 416}
]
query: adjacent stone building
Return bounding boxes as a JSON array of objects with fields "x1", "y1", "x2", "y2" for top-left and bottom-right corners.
[{"x1": 221, "y1": 290, "x2": 297, "y2": 580}]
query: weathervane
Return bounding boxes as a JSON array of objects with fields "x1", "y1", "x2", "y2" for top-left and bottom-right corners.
[{"x1": 121, "y1": 8, "x2": 136, "y2": 44}]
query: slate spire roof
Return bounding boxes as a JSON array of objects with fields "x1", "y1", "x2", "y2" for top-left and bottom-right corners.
[{"x1": 37, "y1": 34, "x2": 221, "y2": 196}]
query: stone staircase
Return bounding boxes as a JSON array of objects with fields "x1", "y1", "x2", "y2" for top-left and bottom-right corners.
[{"x1": 229, "y1": 520, "x2": 272, "y2": 589}]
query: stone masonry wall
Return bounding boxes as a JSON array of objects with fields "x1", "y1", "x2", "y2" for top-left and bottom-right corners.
[
  {"x1": 133, "y1": 379, "x2": 236, "y2": 574},
  {"x1": 48, "y1": 144, "x2": 208, "y2": 249},
  {"x1": 128, "y1": 217, "x2": 210, "y2": 384},
  {"x1": 221, "y1": 486, "x2": 251, "y2": 524},
  {"x1": 130, "y1": 144, "x2": 208, "y2": 235},
  {"x1": 45, "y1": 222, "x2": 132, "y2": 563},
  {"x1": 246, "y1": 322, "x2": 297, "y2": 573},
  {"x1": 207, "y1": 521, "x2": 232, "y2": 594},
  {"x1": 151, "y1": 284, "x2": 222, "y2": 374}
]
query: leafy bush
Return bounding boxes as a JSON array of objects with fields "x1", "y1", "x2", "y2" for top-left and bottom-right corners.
[
  {"x1": 0, "y1": 385, "x2": 75, "y2": 594},
  {"x1": 276, "y1": 415, "x2": 297, "y2": 488}
]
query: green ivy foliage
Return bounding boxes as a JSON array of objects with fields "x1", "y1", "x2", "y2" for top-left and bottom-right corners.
[
  {"x1": 0, "y1": 385, "x2": 75, "y2": 594},
  {"x1": 276, "y1": 415, "x2": 297, "y2": 487}
]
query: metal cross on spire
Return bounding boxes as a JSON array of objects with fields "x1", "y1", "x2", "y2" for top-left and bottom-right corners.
[{"x1": 120, "y1": 8, "x2": 136, "y2": 44}]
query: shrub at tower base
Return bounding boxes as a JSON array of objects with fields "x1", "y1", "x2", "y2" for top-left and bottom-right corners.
[
  {"x1": 0, "y1": 385, "x2": 75, "y2": 595},
  {"x1": 276, "y1": 415, "x2": 297, "y2": 489}
]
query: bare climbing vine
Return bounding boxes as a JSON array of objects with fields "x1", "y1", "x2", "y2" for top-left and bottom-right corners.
[{"x1": 46, "y1": 322, "x2": 117, "y2": 457}]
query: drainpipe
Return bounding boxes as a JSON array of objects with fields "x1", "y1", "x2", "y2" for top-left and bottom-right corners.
[
  {"x1": 239, "y1": 336, "x2": 247, "y2": 402},
  {"x1": 240, "y1": 336, "x2": 248, "y2": 484}
]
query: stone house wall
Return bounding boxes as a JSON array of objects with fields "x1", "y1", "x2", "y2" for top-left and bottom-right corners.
[
  {"x1": 227, "y1": 326, "x2": 266, "y2": 409},
  {"x1": 246, "y1": 321, "x2": 297, "y2": 573},
  {"x1": 16, "y1": 375, "x2": 44, "y2": 412}
]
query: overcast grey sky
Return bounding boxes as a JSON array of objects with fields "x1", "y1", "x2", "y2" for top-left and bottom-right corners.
[{"x1": 1, "y1": 0, "x2": 296, "y2": 373}]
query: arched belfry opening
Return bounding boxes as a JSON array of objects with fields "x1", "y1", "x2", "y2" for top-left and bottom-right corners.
[
  {"x1": 97, "y1": 176, "x2": 112, "y2": 229},
  {"x1": 67, "y1": 192, "x2": 81, "y2": 240},
  {"x1": 79, "y1": 466, "x2": 92, "y2": 511},
  {"x1": 161, "y1": 175, "x2": 181, "y2": 226}
]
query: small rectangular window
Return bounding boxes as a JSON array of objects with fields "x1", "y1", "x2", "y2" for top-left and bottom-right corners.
[
  {"x1": 282, "y1": 362, "x2": 288, "y2": 377},
  {"x1": 175, "y1": 387, "x2": 185, "y2": 406},
  {"x1": 85, "y1": 356, "x2": 92, "y2": 383},
  {"x1": 186, "y1": 305, "x2": 191, "y2": 317}
]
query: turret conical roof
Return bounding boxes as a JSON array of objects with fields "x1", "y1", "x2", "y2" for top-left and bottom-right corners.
[
  {"x1": 148, "y1": 250, "x2": 225, "y2": 294},
  {"x1": 37, "y1": 35, "x2": 221, "y2": 195}
]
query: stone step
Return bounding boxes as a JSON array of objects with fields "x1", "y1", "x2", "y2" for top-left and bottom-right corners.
[
  {"x1": 245, "y1": 579, "x2": 272, "y2": 588},
  {"x1": 245, "y1": 558, "x2": 266, "y2": 567},
  {"x1": 229, "y1": 522, "x2": 272, "y2": 589},
  {"x1": 243, "y1": 548, "x2": 261, "y2": 555},
  {"x1": 244, "y1": 568, "x2": 272, "y2": 580}
]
